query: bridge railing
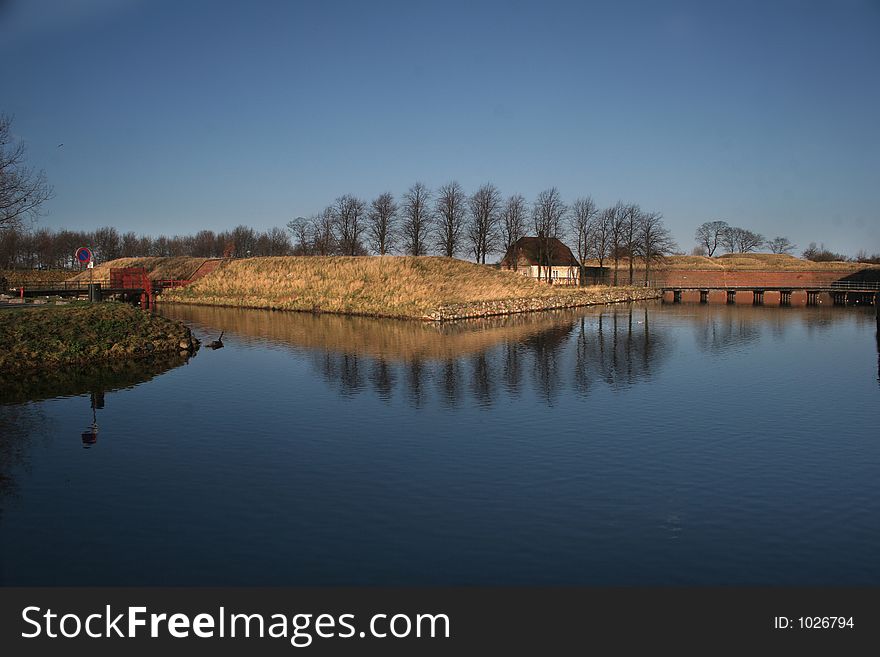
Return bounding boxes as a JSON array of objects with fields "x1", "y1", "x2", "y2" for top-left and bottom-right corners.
[{"x1": 829, "y1": 281, "x2": 880, "y2": 290}]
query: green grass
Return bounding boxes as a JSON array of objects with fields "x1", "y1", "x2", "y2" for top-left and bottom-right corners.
[{"x1": 0, "y1": 302, "x2": 198, "y2": 373}]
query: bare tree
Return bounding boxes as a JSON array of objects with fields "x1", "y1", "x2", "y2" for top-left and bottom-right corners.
[
  {"x1": 368, "y1": 192, "x2": 397, "y2": 255},
  {"x1": 803, "y1": 242, "x2": 848, "y2": 262},
  {"x1": 531, "y1": 188, "x2": 567, "y2": 282},
  {"x1": 121, "y1": 231, "x2": 142, "y2": 257},
  {"x1": 467, "y1": 183, "x2": 502, "y2": 264},
  {"x1": 91, "y1": 226, "x2": 122, "y2": 262},
  {"x1": 263, "y1": 227, "x2": 292, "y2": 255},
  {"x1": 694, "y1": 220, "x2": 729, "y2": 257},
  {"x1": 312, "y1": 208, "x2": 337, "y2": 255},
  {"x1": 401, "y1": 182, "x2": 432, "y2": 256},
  {"x1": 499, "y1": 194, "x2": 527, "y2": 269},
  {"x1": 589, "y1": 208, "x2": 612, "y2": 277},
  {"x1": 767, "y1": 236, "x2": 796, "y2": 254},
  {"x1": 636, "y1": 211, "x2": 676, "y2": 285},
  {"x1": 434, "y1": 181, "x2": 467, "y2": 257},
  {"x1": 286, "y1": 217, "x2": 313, "y2": 255},
  {"x1": 0, "y1": 115, "x2": 54, "y2": 229},
  {"x1": 621, "y1": 203, "x2": 641, "y2": 284},
  {"x1": 331, "y1": 194, "x2": 367, "y2": 256},
  {"x1": 569, "y1": 196, "x2": 598, "y2": 285},
  {"x1": 230, "y1": 225, "x2": 258, "y2": 257},
  {"x1": 607, "y1": 202, "x2": 626, "y2": 285},
  {"x1": 722, "y1": 226, "x2": 764, "y2": 253}
]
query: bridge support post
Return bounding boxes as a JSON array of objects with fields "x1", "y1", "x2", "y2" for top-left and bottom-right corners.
[
  {"x1": 726, "y1": 290, "x2": 736, "y2": 305},
  {"x1": 699, "y1": 289, "x2": 708, "y2": 304},
  {"x1": 88, "y1": 283, "x2": 102, "y2": 303},
  {"x1": 807, "y1": 291, "x2": 819, "y2": 306},
  {"x1": 753, "y1": 290, "x2": 764, "y2": 306},
  {"x1": 673, "y1": 289, "x2": 681, "y2": 303},
  {"x1": 780, "y1": 290, "x2": 791, "y2": 306}
]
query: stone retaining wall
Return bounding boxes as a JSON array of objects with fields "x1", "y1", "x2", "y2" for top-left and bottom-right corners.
[{"x1": 424, "y1": 288, "x2": 661, "y2": 321}]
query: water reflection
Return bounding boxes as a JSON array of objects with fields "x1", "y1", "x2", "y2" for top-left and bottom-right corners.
[
  {"x1": 3, "y1": 303, "x2": 878, "y2": 586},
  {"x1": 0, "y1": 352, "x2": 194, "y2": 508},
  {"x1": 160, "y1": 303, "x2": 880, "y2": 408},
  {"x1": 1, "y1": 352, "x2": 195, "y2": 406},
  {"x1": 162, "y1": 304, "x2": 674, "y2": 408}
]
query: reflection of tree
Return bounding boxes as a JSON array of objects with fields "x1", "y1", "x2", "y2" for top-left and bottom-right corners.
[
  {"x1": 522, "y1": 324, "x2": 572, "y2": 405},
  {"x1": 306, "y1": 306, "x2": 677, "y2": 408},
  {"x1": 406, "y1": 359, "x2": 427, "y2": 408},
  {"x1": 471, "y1": 352, "x2": 493, "y2": 407},
  {"x1": 439, "y1": 359, "x2": 462, "y2": 408},
  {"x1": 502, "y1": 342, "x2": 523, "y2": 396},
  {"x1": 692, "y1": 307, "x2": 763, "y2": 355},
  {"x1": 369, "y1": 358, "x2": 395, "y2": 402},
  {"x1": 574, "y1": 308, "x2": 670, "y2": 395},
  {"x1": 339, "y1": 354, "x2": 364, "y2": 397}
]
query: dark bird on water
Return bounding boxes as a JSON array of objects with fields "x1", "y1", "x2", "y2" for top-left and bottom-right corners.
[
  {"x1": 207, "y1": 331, "x2": 224, "y2": 350},
  {"x1": 57, "y1": 143, "x2": 63, "y2": 148}
]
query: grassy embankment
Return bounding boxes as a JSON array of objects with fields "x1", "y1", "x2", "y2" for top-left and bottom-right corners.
[
  {"x1": 161, "y1": 256, "x2": 660, "y2": 320},
  {"x1": 67, "y1": 256, "x2": 213, "y2": 281},
  {"x1": 0, "y1": 303, "x2": 199, "y2": 373},
  {"x1": 590, "y1": 253, "x2": 875, "y2": 277},
  {"x1": 1, "y1": 269, "x2": 74, "y2": 289}
]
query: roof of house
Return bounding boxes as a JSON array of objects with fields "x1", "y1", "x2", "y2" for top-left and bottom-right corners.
[{"x1": 501, "y1": 237, "x2": 579, "y2": 267}]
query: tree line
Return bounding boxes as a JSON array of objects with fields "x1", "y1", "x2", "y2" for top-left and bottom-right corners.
[
  {"x1": 1, "y1": 180, "x2": 679, "y2": 284},
  {"x1": 289, "y1": 184, "x2": 677, "y2": 284},
  {"x1": 3, "y1": 114, "x2": 877, "y2": 270},
  {"x1": 694, "y1": 220, "x2": 879, "y2": 263}
]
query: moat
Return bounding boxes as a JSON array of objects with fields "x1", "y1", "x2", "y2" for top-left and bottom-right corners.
[{"x1": 1, "y1": 302, "x2": 878, "y2": 585}]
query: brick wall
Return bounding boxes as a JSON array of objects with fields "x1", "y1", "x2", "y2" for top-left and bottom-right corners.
[{"x1": 654, "y1": 269, "x2": 862, "y2": 288}]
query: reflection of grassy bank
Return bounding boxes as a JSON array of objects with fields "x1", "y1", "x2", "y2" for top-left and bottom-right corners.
[
  {"x1": 161, "y1": 302, "x2": 659, "y2": 362},
  {"x1": 0, "y1": 303, "x2": 198, "y2": 373},
  {"x1": 0, "y1": 351, "x2": 192, "y2": 405},
  {"x1": 162, "y1": 255, "x2": 659, "y2": 319}
]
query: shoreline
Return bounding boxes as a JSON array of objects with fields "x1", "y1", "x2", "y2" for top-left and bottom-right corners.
[
  {"x1": 159, "y1": 286, "x2": 662, "y2": 321},
  {"x1": 0, "y1": 303, "x2": 200, "y2": 374}
]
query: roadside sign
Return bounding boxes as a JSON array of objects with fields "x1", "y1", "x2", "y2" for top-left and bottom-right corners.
[
  {"x1": 87, "y1": 261, "x2": 94, "y2": 269},
  {"x1": 76, "y1": 247, "x2": 93, "y2": 264}
]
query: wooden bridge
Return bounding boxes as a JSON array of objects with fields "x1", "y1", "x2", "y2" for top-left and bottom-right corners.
[
  {"x1": 661, "y1": 280, "x2": 880, "y2": 307},
  {"x1": 14, "y1": 267, "x2": 191, "y2": 309}
]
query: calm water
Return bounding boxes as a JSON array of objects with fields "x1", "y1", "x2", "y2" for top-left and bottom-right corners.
[{"x1": 1, "y1": 302, "x2": 878, "y2": 585}]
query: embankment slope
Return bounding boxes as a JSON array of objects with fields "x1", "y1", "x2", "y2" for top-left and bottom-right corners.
[{"x1": 161, "y1": 256, "x2": 659, "y2": 320}]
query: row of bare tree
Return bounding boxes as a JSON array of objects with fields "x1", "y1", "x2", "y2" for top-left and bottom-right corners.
[
  {"x1": 287, "y1": 182, "x2": 528, "y2": 263},
  {"x1": 0, "y1": 224, "x2": 293, "y2": 269},
  {"x1": 1, "y1": 178, "x2": 678, "y2": 281},
  {"x1": 567, "y1": 198, "x2": 677, "y2": 285},
  {"x1": 694, "y1": 220, "x2": 794, "y2": 256},
  {"x1": 288, "y1": 184, "x2": 677, "y2": 284}
]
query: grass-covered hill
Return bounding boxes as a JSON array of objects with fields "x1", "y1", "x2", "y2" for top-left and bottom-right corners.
[{"x1": 161, "y1": 256, "x2": 656, "y2": 319}]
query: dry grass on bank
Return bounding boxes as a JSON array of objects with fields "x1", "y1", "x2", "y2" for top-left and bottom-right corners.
[
  {"x1": 162, "y1": 256, "x2": 655, "y2": 319},
  {"x1": 1, "y1": 269, "x2": 74, "y2": 287},
  {"x1": 68, "y1": 257, "x2": 212, "y2": 282}
]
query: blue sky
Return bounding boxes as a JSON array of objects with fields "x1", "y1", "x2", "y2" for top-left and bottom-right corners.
[{"x1": 1, "y1": 0, "x2": 878, "y2": 255}]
